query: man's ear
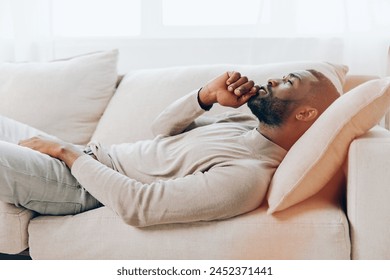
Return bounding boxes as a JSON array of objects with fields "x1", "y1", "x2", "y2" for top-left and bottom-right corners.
[{"x1": 295, "y1": 107, "x2": 318, "y2": 122}]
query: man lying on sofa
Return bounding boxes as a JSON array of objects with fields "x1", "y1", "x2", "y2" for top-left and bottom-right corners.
[{"x1": 0, "y1": 69, "x2": 339, "y2": 227}]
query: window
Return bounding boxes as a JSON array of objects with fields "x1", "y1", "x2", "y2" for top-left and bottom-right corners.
[
  {"x1": 51, "y1": 0, "x2": 141, "y2": 37},
  {"x1": 162, "y1": 0, "x2": 261, "y2": 26},
  {"x1": 3, "y1": 0, "x2": 389, "y2": 39},
  {"x1": 0, "y1": 0, "x2": 13, "y2": 38}
]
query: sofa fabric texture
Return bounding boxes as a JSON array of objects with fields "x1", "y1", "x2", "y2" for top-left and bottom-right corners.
[
  {"x1": 29, "y1": 197, "x2": 350, "y2": 260},
  {"x1": 347, "y1": 126, "x2": 390, "y2": 259},
  {"x1": 0, "y1": 202, "x2": 35, "y2": 254},
  {"x1": 0, "y1": 50, "x2": 118, "y2": 145}
]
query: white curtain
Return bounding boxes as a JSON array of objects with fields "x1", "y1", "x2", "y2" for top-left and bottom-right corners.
[
  {"x1": 1, "y1": 0, "x2": 389, "y2": 75},
  {"x1": 0, "y1": 0, "x2": 53, "y2": 62}
]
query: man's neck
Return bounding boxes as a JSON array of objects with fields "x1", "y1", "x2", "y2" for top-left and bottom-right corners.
[{"x1": 257, "y1": 122, "x2": 303, "y2": 151}]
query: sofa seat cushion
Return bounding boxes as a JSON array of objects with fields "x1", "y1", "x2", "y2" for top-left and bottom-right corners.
[
  {"x1": 28, "y1": 189, "x2": 350, "y2": 260},
  {"x1": 0, "y1": 202, "x2": 36, "y2": 254}
]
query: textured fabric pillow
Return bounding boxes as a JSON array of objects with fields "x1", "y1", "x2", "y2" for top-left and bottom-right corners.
[
  {"x1": 267, "y1": 77, "x2": 390, "y2": 214},
  {"x1": 0, "y1": 50, "x2": 118, "y2": 145},
  {"x1": 92, "y1": 62, "x2": 348, "y2": 145}
]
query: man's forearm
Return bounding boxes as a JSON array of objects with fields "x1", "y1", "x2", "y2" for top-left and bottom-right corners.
[{"x1": 150, "y1": 90, "x2": 206, "y2": 136}]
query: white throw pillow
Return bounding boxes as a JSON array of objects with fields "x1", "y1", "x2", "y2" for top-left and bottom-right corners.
[
  {"x1": 0, "y1": 50, "x2": 118, "y2": 145},
  {"x1": 267, "y1": 77, "x2": 390, "y2": 214},
  {"x1": 92, "y1": 61, "x2": 348, "y2": 145}
]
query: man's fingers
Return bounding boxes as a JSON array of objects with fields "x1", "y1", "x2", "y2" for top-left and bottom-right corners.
[
  {"x1": 251, "y1": 85, "x2": 260, "y2": 94},
  {"x1": 18, "y1": 137, "x2": 33, "y2": 146},
  {"x1": 233, "y1": 90, "x2": 256, "y2": 108},
  {"x1": 223, "y1": 72, "x2": 260, "y2": 108},
  {"x1": 226, "y1": 71, "x2": 242, "y2": 85},
  {"x1": 228, "y1": 76, "x2": 248, "y2": 92},
  {"x1": 231, "y1": 79, "x2": 255, "y2": 96}
]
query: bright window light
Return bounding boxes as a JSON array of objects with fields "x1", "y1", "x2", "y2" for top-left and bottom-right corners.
[
  {"x1": 295, "y1": 0, "x2": 345, "y2": 35},
  {"x1": 52, "y1": 0, "x2": 141, "y2": 37},
  {"x1": 0, "y1": 0, "x2": 14, "y2": 38},
  {"x1": 372, "y1": 0, "x2": 390, "y2": 26},
  {"x1": 162, "y1": 0, "x2": 261, "y2": 26}
]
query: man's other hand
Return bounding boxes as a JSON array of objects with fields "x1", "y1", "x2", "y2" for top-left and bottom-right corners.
[{"x1": 19, "y1": 136, "x2": 84, "y2": 168}]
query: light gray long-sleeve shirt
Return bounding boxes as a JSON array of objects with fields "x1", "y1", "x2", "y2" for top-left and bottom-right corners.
[{"x1": 71, "y1": 90, "x2": 286, "y2": 227}]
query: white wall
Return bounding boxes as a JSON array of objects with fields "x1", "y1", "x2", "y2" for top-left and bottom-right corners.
[
  {"x1": 50, "y1": 37, "x2": 389, "y2": 76},
  {"x1": 1, "y1": 0, "x2": 390, "y2": 76}
]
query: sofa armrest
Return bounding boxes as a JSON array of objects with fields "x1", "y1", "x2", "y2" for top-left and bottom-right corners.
[
  {"x1": 347, "y1": 126, "x2": 390, "y2": 259},
  {"x1": 343, "y1": 75, "x2": 379, "y2": 93}
]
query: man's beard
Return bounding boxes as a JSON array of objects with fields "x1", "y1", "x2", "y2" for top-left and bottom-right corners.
[{"x1": 247, "y1": 89, "x2": 294, "y2": 127}]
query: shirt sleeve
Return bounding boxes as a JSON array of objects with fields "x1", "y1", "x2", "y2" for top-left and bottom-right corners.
[
  {"x1": 150, "y1": 90, "x2": 258, "y2": 137},
  {"x1": 150, "y1": 90, "x2": 206, "y2": 137},
  {"x1": 71, "y1": 155, "x2": 274, "y2": 227}
]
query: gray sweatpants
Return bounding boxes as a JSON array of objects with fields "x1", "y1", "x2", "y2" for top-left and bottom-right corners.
[{"x1": 0, "y1": 116, "x2": 101, "y2": 215}]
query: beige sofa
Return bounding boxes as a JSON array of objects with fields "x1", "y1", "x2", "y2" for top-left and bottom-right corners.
[{"x1": 0, "y1": 50, "x2": 389, "y2": 259}]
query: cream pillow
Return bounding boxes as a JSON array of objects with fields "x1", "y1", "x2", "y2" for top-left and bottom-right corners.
[
  {"x1": 267, "y1": 77, "x2": 390, "y2": 214},
  {"x1": 0, "y1": 50, "x2": 118, "y2": 145},
  {"x1": 92, "y1": 62, "x2": 348, "y2": 145}
]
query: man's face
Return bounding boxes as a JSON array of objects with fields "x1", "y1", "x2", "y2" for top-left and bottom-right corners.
[{"x1": 247, "y1": 70, "x2": 318, "y2": 127}]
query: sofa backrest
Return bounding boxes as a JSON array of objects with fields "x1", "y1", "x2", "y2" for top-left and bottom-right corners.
[{"x1": 91, "y1": 62, "x2": 349, "y2": 146}]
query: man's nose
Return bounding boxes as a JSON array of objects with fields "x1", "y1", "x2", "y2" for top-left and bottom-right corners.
[{"x1": 267, "y1": 78, "x2": 281, "y2": 87}]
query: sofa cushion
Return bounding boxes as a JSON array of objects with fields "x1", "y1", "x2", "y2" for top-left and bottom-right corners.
[
  {"x1": 0, "y1": 202, "x2": 36, "y2": 254},
  {"x1": 28, "y1": 188, "x2": 350, "y2": 259},
  {"x1": 0, "y1": 50, "x2": 118, "y2": 145},
  {"x1": 92, "y1": 62, "x2": 348, "y2": 145},
  {"x1": 267, "y1": 77, "x2": 390, "y2": 214}
]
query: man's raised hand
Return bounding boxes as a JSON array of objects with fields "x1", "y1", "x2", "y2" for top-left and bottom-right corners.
[{"x1": 198, "y1": 71, "x2": 259, "y2": 109}]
